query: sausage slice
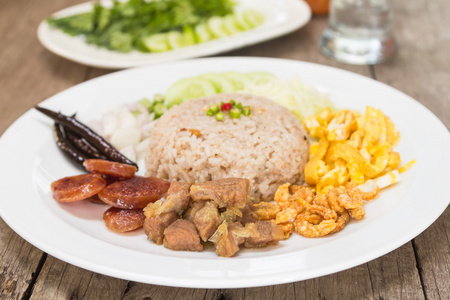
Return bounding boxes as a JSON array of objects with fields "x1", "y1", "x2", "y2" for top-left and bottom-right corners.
[
  {"x1": 98, "y1": 176, "x2": 170, "y2": 209},
  {"x1": 51, "y1": 173, "x2": 106, "y2": 202},
  {"x1": 83, "y1": 159, "x2": 137, "y2": 178},
  {"x1": 103, "y1": 207, "x2": 145, "y2": 232}
]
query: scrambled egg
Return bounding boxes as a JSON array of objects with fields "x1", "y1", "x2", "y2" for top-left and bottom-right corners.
[{"x1": 303, "y1": 107, "x2": 404, "y2": 193}]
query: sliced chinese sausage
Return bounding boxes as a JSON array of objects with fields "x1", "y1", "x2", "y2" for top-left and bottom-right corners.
[
  {"x1": 83, "y1": 159, "x2": 137, "y2": 178},
  {"x1": 103, "y1": 207, "x2": 146, "y2": 233},
  {"x1": 98, "y1": 176, "x2": 170, "y2": 209},
  {"x1": 51, "y1": 173, "x2": 106, "y2": 203}
]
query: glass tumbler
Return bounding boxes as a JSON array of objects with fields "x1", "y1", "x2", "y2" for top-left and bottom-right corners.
[{"x1": 319, "y1": 0, "x2": 396, "y2": 65}]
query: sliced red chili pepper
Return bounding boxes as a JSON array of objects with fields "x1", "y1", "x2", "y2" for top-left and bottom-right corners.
[{"x1": 221, "y1": 102, "x2": 232, "y2": 111}]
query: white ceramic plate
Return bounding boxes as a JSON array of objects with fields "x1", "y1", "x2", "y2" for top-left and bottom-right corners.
[
  {"x1": 0, "y1": 57, "x2": 449, "y2": 288},
  {"x1": 37, "y1": 0, "x2": 311, "y2": 69}
]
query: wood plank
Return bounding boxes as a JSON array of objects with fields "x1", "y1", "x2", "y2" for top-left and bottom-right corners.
[
  {"x1": 414, "y1": 208, "x2": 450, "y2": 300},
  {"x1": 0, "y1": 219, "x2": 44, "y2": 300},
  {"x1": 366, "y1": 244, "x2": 426, "y2": 299},
  {"x1": 122, "y1": 284, "x2": 220, "y2": 300},
  {"x1": 374, "y1": 0, "x2": 450, "y2": 128},
  {"x1": 0, "y1": 0, "x2": 89, "y2": 135},
  {"x1": 221, "y1": 244, "x2": 424, "y2": 300},
  {"x1": 29, "y1": 256, "x2": 128, "y2": 300},
  {"x1": 23, "y1": 240, "x2": 426, "y2": 300}
]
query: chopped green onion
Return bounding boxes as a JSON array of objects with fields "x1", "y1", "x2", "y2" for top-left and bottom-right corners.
[
  {"x1": 209, "y1": 103, "x2": 220, "y2": 114},
  {"x1": 206, "y1": 101, "x2": 251, "y2": 120},
  {"x1": 229, "y1": 107, "x2": 241, "y2": 118},
  {"x1": 216, "y1": 112, "x2": 225, "y2": 121},
  {"x1": 140, "y1": 98, "x2": 153, "y2": 112},
  {"x1": 153, "y1": 93, "x2": 164, "y2": 103},
  {"x1": 153, "y1": 102, "x2": 166, "y2": 118},
  {"x1": 242, "y1": 105, "x2": 251, "y2": 116}
]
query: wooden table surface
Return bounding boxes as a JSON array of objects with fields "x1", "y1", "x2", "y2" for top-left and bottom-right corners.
[{"x1": 1, "y1": 0, "x2": 449, "y2": 299}]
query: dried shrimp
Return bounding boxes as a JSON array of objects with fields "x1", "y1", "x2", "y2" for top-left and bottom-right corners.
[{"x1": 261, "y1": 181, "x2": 401, "y2": 238}]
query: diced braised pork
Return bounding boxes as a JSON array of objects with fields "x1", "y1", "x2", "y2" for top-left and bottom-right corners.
[
  {"x1": 183, "y1": 201, "x2": 206, "y2": 222},
  {"x1": 212, "y1": 222, "x2": 246, "y2": 257},
  {"x1": 154, "y1": 181, "x2": 191, "y2": 215},
  {"x1": 193, "y1": 201, "x2": 220, "y2": 242},
  {"x1": 143, "y1": 182, "x2": 191, "y2": 245},
  {"x1": 243, "y1": 221, "x2": 285, "y2": 248},
  {"x1": 143, "y1": 211, "x2": 178, "y2": 245},
  {"x1": 163, "y1": 219, "x2": 203, "y2": 252},
  {"x1": 190, "y1": 178, "x2": 250, "y2": 209}
]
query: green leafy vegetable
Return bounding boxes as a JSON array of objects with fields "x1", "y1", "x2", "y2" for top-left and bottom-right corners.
[{"x1": 47, "y1": 0, "x2": 237, "y2": 53}]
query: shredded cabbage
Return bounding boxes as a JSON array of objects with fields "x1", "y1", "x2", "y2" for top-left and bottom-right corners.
[{"x1": 239, "y1": 77, "x2": 334, "y2": 121}]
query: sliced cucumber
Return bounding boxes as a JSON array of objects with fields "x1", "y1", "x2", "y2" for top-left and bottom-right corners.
[
  {"x1": 221, "y1": 71, "x2": 251, "y2": 91},
  {"x1": 165, "y1": 78, "x2": 217, "y2": 108},
  {"x1": 183, "y1": 26, "x2": 196, "y2": 46},
  {"x1": 167, "y1": 31, "x2": 185, "y2": 49},
  {"x1": 242, "y1": 9, "x2": 265, "y2": 28},
  {"x1": 223, "y1": 14, "x2": 242, "y2": 35},
  {"x1": 194, "y1": 23, "x2": 213, "y2": 43},
  {"x1": 207, "y1": 16, "x2": 229, "y2": 38},
  {"x1": 199, "y1": 73, "x2": 236, "y2": 93},
  {"x1": 235, "y1": 11, "x2": 253, "y2": 30},
  {"x1": 141, "y1": 33, "x2": 169, "y2": 52},
  {"x1": 246, "y1": 72, "x2": 276, "y2": 84}
]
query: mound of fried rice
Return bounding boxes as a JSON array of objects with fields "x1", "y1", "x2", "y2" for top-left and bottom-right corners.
[{"x1": 145, "y1": 93, "x2": 309, "y2": 201}]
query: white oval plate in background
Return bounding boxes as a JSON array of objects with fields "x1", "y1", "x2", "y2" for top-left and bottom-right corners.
[
  {"x1": 0, "y1": 57, "x2": 449, "y2": 288},
  {"x1": 37, "y1": 0, "x2": 311, "y2": 69}
]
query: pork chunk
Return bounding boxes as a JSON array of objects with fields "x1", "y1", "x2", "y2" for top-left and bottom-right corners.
[
  {"x1": 155, "y1": 181, "x2": 191, "y2": 215},
  {"x1": 143, "y1": 211, "x2": 178, "y2": 245},
  {"x1": 214, "y1": 222, "x2": 246, "y2": 257},
  {"x1": 243, "y1": 221, "x2": 284, "y2": 248},
  {"x1": 163, "y1": 219, "x2": 203, "y2": 251},
  {"x1": 183, "y1": 201, "x2": 206, "y2": 222},
  {"x1": 190, "y1": 178, "x2": 250, "y2": 209},
  {"x1": 193, "y1": 201, "x2": 220, "y2": 242}
]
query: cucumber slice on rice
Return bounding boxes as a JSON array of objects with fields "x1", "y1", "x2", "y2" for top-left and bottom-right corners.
[
  {"x1": 166, "y1": 78, "x2": 217, "y2": 108},
  {"x1": 221, "y1": 71, "x2": 251, "y2": 91},
  {"x1": 199, "y1": 73, "x2": 236, "y2": 93},
  {"x1": 246, "y1": 72, "x2": 276, "y2": 84}
]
